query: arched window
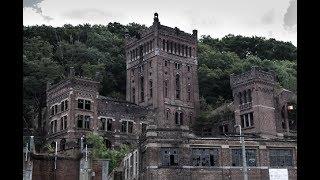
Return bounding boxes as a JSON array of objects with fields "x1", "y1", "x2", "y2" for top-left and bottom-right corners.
[
  {"x1": 175, "y1": 74, "x2": 181, "y2": 99},
  {"x1": 60, "y1": 138, "x2": 66, "y2": 150}
]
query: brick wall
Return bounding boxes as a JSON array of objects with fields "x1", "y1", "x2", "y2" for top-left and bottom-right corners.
[{"x1": 31, "y1": 154, "x2": 79, "y2": 180}]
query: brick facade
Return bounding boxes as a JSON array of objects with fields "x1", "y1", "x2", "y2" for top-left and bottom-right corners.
[{"x1": 40, "y1": 13, "x2": 297, "y2": 180}]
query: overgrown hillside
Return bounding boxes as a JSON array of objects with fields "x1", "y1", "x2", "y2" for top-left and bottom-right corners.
[{"x1": 23, "y1": 23, "x2": 297, "y2": 131}]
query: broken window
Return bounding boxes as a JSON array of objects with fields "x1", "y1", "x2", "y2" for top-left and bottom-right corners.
[
  {"x1": 232, "y1": 149, "x2": 257, "y2": 166},
  {"x1": 270, "y1": 149, "x2": 293, "y2": 167},
  {"x1": 161, "y1": 148, "x2": 178, "y2": 166},
  {"x1": 192, "y1": 148, "x2": 219, "y2": 166}
]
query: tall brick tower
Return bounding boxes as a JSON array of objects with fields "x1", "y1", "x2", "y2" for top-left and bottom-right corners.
[
  {"x1": 125, "y1": 13, "x2": 199, "y2": 130},
  {"x1": 230, "y1": 67, "x2": 278, "y2": 137}
]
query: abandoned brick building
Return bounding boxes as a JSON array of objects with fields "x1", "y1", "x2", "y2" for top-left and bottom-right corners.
[{"x1": 42, "y1": 13, "x2": 297, "y2": 179}]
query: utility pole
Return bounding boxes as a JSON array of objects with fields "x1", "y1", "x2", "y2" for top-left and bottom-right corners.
[{"x1": 235, "y1": 125, "x2": 248, "y2": 180}]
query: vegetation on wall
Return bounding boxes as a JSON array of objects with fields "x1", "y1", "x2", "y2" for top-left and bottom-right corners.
[
  {"x1": 23, "y1": 23, "x2": 297, "y2": 132},
  {"x1": 87, "y1": 133, "x2": 130, "y2": 173}
]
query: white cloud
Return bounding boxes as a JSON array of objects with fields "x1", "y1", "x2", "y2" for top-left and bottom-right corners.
[{"x1": 23, "y1": 0, "x2": 296, "y2": 46}]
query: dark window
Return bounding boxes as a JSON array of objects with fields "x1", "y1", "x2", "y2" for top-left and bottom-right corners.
[
  {"x1": 248, "y1": 89, "x2": 252, "y2": 102},
  {"x1": 270, "y1": 149, "x2": 293, "y2": 167},
  {"x1": 175, "y1": 112, "x2": 179, "y2": 125},
  {"x1": 187, "y1": 65, "x2": 190, "y2": 71},
  {"x1": 140, "y1": 76, "x2": 144, "y2": 102},
  {"x1": 243, "y1": 91, "x2": 247, "y2": 103},
  {"x1": 232, "y1": 149, "x2": 257, "y2": 166},
  {"x1": 107, "y1": 118, "x2": 112, "y2": 131},
  {"x1": 175, "y1": 112, "x2": 183, "y2": 125},
  {"x1": 128, "y1": 121, "x2": 133, "y2": 133},
  {"x1": 51, "y1": 107, "x2": 54, "y2": 116},
  {"x1": 54, "y1": 105, "x2": 58, "y2": 114},
  {"x1": 61, "y1": 101, "x2": 64, "y2": 112},
  {"x1": 187, "y1": 85, "x2": 191, "y2": 101},
  {"x1": 162, "y1": 39, "x2": 165, "y2": 50},
  {"x1": 132, "y1": 88, "x2": 135, "y2": 103},
  {"x1": 239, "y1": 92, "x2": 243, "y2": 104},
  {"x1": 192, "y1": 148, "x2": 219, "y2": 166},
  {"x1": 84, "y1": 116, "x2": 90, "y2": 129},
  {"x1": 219, "y1": 124, "x2": 229, "y2": 134},
  {"x1": 121, "y1": 121, "x2": 127, "y2": 133},
  {"x1": 182, "y1": 45, "x2": 184, "y2": 56},
  {"x1": 165, "y1": 60, "x2": 168, "y2": 67},
  {"x1": 240, "y1": 112, "x2": 254, "y2": 128},
  {"x1": 78, "y1": 99, "x2": 84, "y2": 109},
  {"x1": 142, "y1": 123, "x2": 147, "y2": 134},
  {"x1": 77, "y1": 115, "x2": 90, "y2": 129},
  {"x1": 149, "y1": 80, "x2": 153, "y2": 98},
  {"x1": 84, "y1": 100, "x2": 91, "y2": 110},
  {"x1": 175, "y1": 74, "x2": 180, "y2": 99},
  {"x1": 241, "y1": 115, "x2": 245, "y2": 128},
  {"x1": 161, "y1": 148, "x2": 178, "y2": 166},
  {"x1": 77, "y1": 115, "x2": 83, "y2": 128},
  {"x1": 189, "y1": 47, "x2": 192, "y2": 57},
  {"x1": 174, "y1": 43, "x2": 177, "y2": 54},
  {"x1": 104, "y1": 139, "x2": 112, "y2": 149},
  {"x1": 186, "y1": 46, "x2": 188, "y2": 57},
  {"x1": 60, "y1": 138, "x2": 66, "y2": 150},
  {"x1": 164, "y1": 80, "x2": 168, "y2": 98},
  {"x1": 100, "y1": 118, "x2": 106, "y2": 130},
  {"x1": 178, "y1": 44, "x2": 180, "y2": 55},
  {"x1": 166, "y1": 109, "x2": 170, "y2": 120},
  {"x1": 60, "y1": 117, "x2": 64, "y2": 131}
]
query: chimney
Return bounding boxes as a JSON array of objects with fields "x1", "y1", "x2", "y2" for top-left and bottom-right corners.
[{"x1": 193, "y1": 29, "x2": 198, "y2": 36}]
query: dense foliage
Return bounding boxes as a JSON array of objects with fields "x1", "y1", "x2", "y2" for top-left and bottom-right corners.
[
  {"x1": 87, "y1": 133, "x2": 130, "y2": 173},
  {"x1": 23, "y1": 23, "x2": 297, "y2": 131}
]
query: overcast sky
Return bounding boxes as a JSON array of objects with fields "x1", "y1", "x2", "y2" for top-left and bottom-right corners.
[{"x1": 23, "y1": 0, "x2": 297, "y2": 46}]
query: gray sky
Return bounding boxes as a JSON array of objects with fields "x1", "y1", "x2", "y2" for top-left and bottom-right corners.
[{"x1": 23, "y1": 0, "x2": 297, "y2": 46}]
